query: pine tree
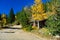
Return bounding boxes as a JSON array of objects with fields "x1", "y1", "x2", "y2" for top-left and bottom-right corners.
[
  {"x1": 0, "y1": 14, "x2": 1, "y2": 20},
  {"x1": 0, "y1": 14, "x2": 1, "y2": 26},
  {"x1": 46, "y1": 0, "x2": 60, "y2": 36},
  {"x1": 9, "y1": 8, "x2": 15, "y2": 23}
]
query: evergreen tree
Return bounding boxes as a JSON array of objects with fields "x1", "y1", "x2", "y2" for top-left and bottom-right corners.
[
  {"x1": 0, "y1": 14, "x2": 1, "y2": 26},
  {"x1": 0, "y1": 14, "x2": 1, "y2": 20},
  {"x1": 46, "y1": 0, "x2": 60, "y2": 36},
  {"x1": 19, "y1": 9, "x2": 31, "y2": 27},
  {"x1": 16, "y1": 8, "x2": 32, "y2": 31},
  {"x1": 9, "y1": 8, "x2": 15, "y2": 23}
]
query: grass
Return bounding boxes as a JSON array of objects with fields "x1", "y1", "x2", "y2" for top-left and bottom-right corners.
[{"x1": 31, "y1": 28, "x2": 55, "y2": 40}]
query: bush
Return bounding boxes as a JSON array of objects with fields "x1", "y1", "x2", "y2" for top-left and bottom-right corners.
[
  {"x1": 45, "y1": 14, "x2": 60, "y2": 36},
  {"x1": 39, "y1": 28, "x2": 50, "y2": 36},
  {"x1": 25, "y1": 25, "x2": 32, "y2": 31},
  {"x1": 23, "y1": 24, "x2": 32, "y2": 32},
  {"x1": 16, "y1": 9, "x2": 32, "y2": 31}
]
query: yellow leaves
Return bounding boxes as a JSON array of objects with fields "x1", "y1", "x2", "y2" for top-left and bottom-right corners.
[
  {"x1": 37, "y1": 4, "x2": 44, "y2": 13},
  {"x1": 32, "y1": 13, "x2": 48, "y2": 21},
  {"x1": 1, "y1": 14, "x2": 7, "y2": 25},
  {"x1": 34, "y1": 0, "x2": 41, "y2": 4},
  {"x1": 31, "y1": 0, "x2": 44, "y2": 13},
  {"x1": 31, "y1": 0, "x2": 47, "y2": 21},
  {"x1": 46, "y1": 12, "x2": 56, "y2": 17},
  {"x1": 32, "y1": 26, "x2": 38, "y2": 30},
  {"x1": 2, "y1": 18, "x2": 6, "y2": 24},
  {"x1": 1, "y1": 14, "x2": 6, "y2": 18},
  {"x1": 31, "y1": 3, "x2": 44, "y2": 13},
  {"x1": 42, "y1": 13, "x2": 48, "y2": 19},
  {"x1": 32, "y1": 13, "x2": 37, "y2": 18},
  {"x1": 40, "y1": 28, "x2": 49, "y2": 34},
  {"x1": 31, "y1": 0, "x2": 56, "y2": 21},
  {"x1": 36, "y1": 14, "x2": 43, "y2": 20},
  {"x1": 31, "y1": 6, "x2": 36, "y2": 13}
]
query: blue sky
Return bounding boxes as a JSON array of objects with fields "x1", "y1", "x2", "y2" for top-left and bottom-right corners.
[{"x1": 0, "y1": 0, "x2": 49, "y2": 15}]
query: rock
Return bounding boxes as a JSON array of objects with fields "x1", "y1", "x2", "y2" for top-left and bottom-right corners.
[
  {"x1": 53, "y1": 35, "x2": 60, "y2": 40},
  {"x1": 11, "y1": 25, "x2": 22, "y2": 29}
]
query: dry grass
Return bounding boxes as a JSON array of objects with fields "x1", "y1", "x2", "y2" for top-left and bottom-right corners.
[{"x1": 31, "y1": 28, "x2": 56, "y2": 40}]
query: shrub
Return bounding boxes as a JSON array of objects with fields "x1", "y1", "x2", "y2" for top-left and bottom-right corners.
[
  {"x1": 39, "y1": 28, "x2": 50, "y2": 36},
  {"x1": 45, "y1": 14, "x2": 60, "y2": 36},
  {"x1": 25, "y1": 25, "x2": 32, "y2": 31}
]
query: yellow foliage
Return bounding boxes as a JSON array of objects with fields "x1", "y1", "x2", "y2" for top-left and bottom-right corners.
[
  {"x1": 2, "y1": 18, "x2": 6, "y2": 24},
  {"x1": 37, "y1": 4, "x2": 44, "y2": 13},
  {"x1": 1, "y1": 14, "x2": 6, "y2": 18},
  {"x1": 31, "y1": 6, "x2": 37, "y2": 13},
  {"x1": 32, "y1": 26, "x2": 38, "y2": 30},
  {"x1": 42, "y1": 13, "x2": 48, "y2": 19},
  {"x1": 37, "y1": 14, "x2": 43, "y2": 20},
  {"x1": 31, "y1": 0, "x2": 56, "y2": 21},
  {"x1": 34, "y1": 0, "x2": 41, "y2": 4},
  {"x1": 1, "y1": 14, "x2": 7, "y2": 25},
  {"x1": 31, "y1": 0, "x2": 47, "y2": 21},
  {"x1": 32, "y1": 13, "x2": 48, "y2": 21},
  {"x1": 31, "y1": 3, "x2": 44, "y2": 13},
  {"x1": 40, "y1": 28, "x2": 50, "y2": 34}
]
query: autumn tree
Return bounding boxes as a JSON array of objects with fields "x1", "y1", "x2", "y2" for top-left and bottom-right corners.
[
  {"x1": 31, "y1": 0, "x2": 48, "y2": 28},
  {"x1": 1, "y1": 14, "x2": 7, "y2": 27}
]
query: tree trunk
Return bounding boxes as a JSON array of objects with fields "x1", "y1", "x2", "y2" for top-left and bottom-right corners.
[{"x1": 37, "y1": 21, "x2": 39, "y2": 29}]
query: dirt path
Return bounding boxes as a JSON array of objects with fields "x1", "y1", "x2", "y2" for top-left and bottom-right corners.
[{"x1": 0, "y1": 29, "x2": 46, "y2": 40}]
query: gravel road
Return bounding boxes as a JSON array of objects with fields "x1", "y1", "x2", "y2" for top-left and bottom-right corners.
[{"x1": 0, "y1": 29, "x2": 46, "y2": 40}]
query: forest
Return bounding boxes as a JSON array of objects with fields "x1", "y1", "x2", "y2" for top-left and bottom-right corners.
[{"x1": 0, "y1": 0, "x2": 60, "y2": 37}]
